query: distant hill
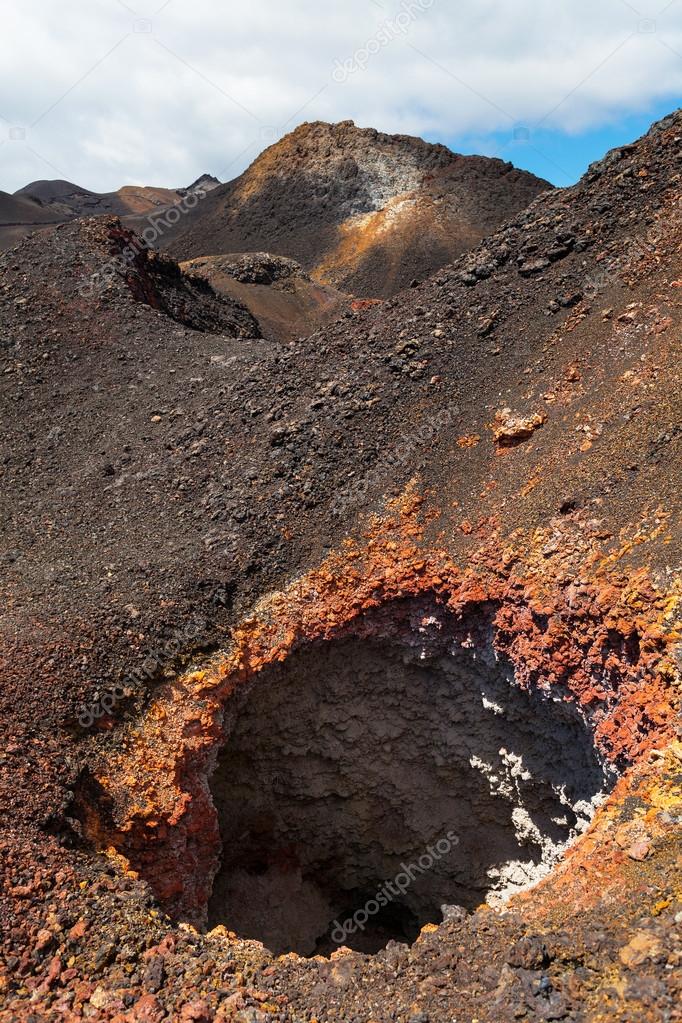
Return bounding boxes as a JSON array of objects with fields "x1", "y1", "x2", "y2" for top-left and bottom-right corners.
[
  {"x1": 0, "y1": 188, "x2": 62, "y2": 224},
  {"x1": 0, "y1": 175, "x2": 220, "y2": 251},
  {"x1": 159, "y1": 120, "x2": 552, "y2": 297},
  {"x1": 14, "y1": 178, "x2": 183, "y2": 219}
]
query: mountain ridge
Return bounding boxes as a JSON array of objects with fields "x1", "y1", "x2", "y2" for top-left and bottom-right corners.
[{"x1": 159, "y1": 119, "x2": 552, "y2": 296}]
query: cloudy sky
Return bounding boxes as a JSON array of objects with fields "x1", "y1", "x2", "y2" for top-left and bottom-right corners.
[{"x1": 1, "y1": 0, "x2": 681, "y2": 193}]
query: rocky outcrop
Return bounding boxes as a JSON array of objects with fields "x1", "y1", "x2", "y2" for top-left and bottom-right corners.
[{"x1": 491, "y1": 408, "x2": 547, "y2": 447}]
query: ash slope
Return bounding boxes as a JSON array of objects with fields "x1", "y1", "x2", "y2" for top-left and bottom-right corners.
[
  {"x1": 0, "y1": 189, "x2": 64, "y2": 251},
  {"x1": 0, "y1": 111, "x2": 680, "y2": 1022},
  {"x1": 0, "y1": 189, "x2": 62, "y2": 225},
  {"x1": 161, "y1": 119, "x2": 551, "y2": 297}
]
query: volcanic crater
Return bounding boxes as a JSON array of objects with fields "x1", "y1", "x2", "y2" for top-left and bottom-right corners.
[
  {"x1": 74, "y1": 490, "x2": 675, "y2": 974},
  {"x1": 206, "y1": 597, "x2": 616, "y2": 958}
]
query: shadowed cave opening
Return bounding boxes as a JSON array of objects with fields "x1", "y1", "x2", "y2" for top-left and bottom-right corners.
[{"x1": 208, "y1": 597, "x2": 615, "y2": 956}]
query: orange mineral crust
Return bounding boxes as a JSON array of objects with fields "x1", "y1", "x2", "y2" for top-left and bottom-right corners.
[{"x1": 85, "y1": 490, "x2": 680, "y2": 926}]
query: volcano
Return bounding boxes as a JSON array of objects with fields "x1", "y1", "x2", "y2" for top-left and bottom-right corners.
[
  {"x1": 0, "y1": 112, "x2": 680, "y2": 1023},
  {"x1": 160, "y1": 119, "x2": 551, "y2": 297}
]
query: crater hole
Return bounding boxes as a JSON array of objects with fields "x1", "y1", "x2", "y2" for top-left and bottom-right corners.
[{"x1": 208, "y1": 598, "x2": 615, "y2": 956}]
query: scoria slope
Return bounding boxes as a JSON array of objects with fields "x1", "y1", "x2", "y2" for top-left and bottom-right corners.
[
  {"x1": 162, "y1": 119, "x2": 551, "y2": 296},
  {"x1": 0, "y1": 111, "x2": 680, "y2": 1022}
]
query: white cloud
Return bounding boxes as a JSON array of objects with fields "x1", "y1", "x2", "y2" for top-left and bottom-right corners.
[{"x1": 0, "y1": 0, "x2": 680, "y2": 192}]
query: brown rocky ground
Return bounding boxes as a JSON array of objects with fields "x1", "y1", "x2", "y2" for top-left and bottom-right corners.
[
  {"x1": 0, "y1": 111, "x2": 681, "y2": 1022},
  {"x1": 179, "y1": 253, "x2": 353, "y2": 343},
  {"x1": 160, "y1": 120, "x2": 551, "y2": 297}
]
